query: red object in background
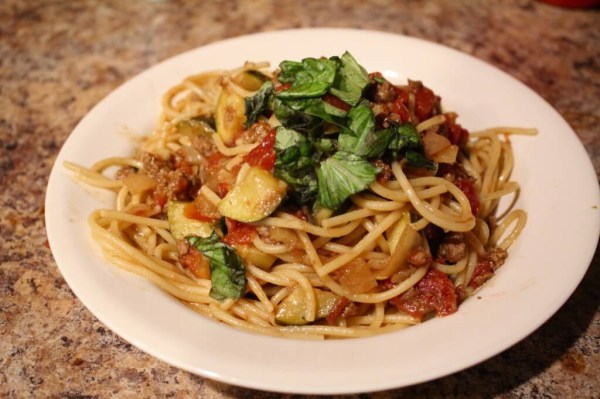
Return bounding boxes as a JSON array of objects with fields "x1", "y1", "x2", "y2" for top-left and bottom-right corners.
[{"x1": 541, "y1": 0, "x2": 600, "y2": 7}]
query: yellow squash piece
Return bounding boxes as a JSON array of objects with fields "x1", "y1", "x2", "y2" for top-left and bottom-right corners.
[
  {"x1": 218, "y1": 166, "x2": 287, "y2": 222},
  {"x1": 176, "y1": 118, "x2": 215, "y2": 137},
  {"x1": 167, "y1": 201, "x2": 213, "y2": 241},
  {"x1": 275, "y1": 286, "x2": 340, "y2": 326},
  {"x1": 232, "y1": 70, "x2": 268, "y2": 91},
  {"x1": 215, "y1": 85, "x2": 246, "y2": 145},
  {"x1": 234, "y1": 244, "x2": 276, "y2": 270}
]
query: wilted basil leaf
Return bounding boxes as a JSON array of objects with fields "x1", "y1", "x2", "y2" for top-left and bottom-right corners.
[{"x1": 187, "y1": 233, "x2": 246, "y2": 301}]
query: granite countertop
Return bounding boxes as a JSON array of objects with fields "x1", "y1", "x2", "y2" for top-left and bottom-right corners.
[{"x1": 1, "y1": 0, "x2": 599, "y2": 397}]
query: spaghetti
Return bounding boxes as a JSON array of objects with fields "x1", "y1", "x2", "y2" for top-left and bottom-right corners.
[{"x1": 66, "y1": 53, "x2": 536, "y2": 339}]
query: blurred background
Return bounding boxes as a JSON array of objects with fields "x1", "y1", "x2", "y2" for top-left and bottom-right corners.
[{"x1": 1, "y1": 1, "x2": 598, "y2": 397}]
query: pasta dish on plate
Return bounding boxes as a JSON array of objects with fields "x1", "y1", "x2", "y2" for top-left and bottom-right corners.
[{"x1": 65, "y1": 52, "x2": 536, "y2": 339}]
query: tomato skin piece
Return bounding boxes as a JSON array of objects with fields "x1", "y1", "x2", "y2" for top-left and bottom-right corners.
[
  {"x1": 322, "y1": 93, "x2": 351, "y2": 112},
  {"x1": 244, "y1": 128, "x2": 276, "y2": 171},
  {"x1": 223, "y1": 218, "x2": 258, "y2": 245}
]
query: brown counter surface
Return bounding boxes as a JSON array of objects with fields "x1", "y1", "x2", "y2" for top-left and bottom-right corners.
[{"x1": 1, "y1": 0, "x2": 599, "y2": 397}]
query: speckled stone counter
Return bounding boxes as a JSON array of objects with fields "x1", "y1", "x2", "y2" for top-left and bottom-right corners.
[{"x1": 1, "y1": 0, "x2": 599, "y2": 397}]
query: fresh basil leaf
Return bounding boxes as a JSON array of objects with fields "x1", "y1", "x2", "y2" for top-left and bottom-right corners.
[
  {"x1": 317, "y1": 151, "x2": 379, "y2": 209},
  {"x1": 303, "y1": 99, "x2": 347, "y2": 125},
  {"x1": 245, "y1": 81, "x2": 273, "y2": 127},
  {"x1": 405, "y1": 150, "x2": 437, "y2": 170},
  {"x1": 294, "y1": 57, "x2": 337, "y2": 86},
  {"x1": 388, "y1": 122, "x2": 421, "y2": 151},
  {"x1": 275, "y1": 126, "x2": 305, "y2": 150},
  {"x1": 276, "y1": 57, "x2": 338, "y2": 99},
  {"x1": 187, "y1": 233, "x2": 246, "y2": 301},
  {"x1": 313, "y1": 137, "x2": 336, "y2": 155},
  {"x1": 278, "y1": 60, "x2": 304, "y2": 83},
  {"x1": 368, "y1": 128, "x2": 396, "y2": 159},
  {"x1": 273, "y1": 98, "x2": 319, "y2": 132},
  {"x1": 276, "y1": 81, "x2": 331, "y2": 99},
  {"x1": 274, "y1": 127, "x2": 319, "y2": 205},
  {"x1": 337, "y1": 101, "x2": 374, "y2": 155},
  {"x1": 329, "y1": 51, "x2": 370, "y2": 107},
  {"x1": 337, "y1": 101, "x2": 392, "y2": 158},
  {"x1": 275, "y1": 169, "x2": 319, "y2": 205}
]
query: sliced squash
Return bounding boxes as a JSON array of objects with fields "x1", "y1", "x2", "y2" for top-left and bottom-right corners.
[
  {"x1": 234, "y1": 244, "x2": 276, "y2": 270},
  {"x1": 232, "y1": 70, "x2": 268, "y2": 91},
  {"x1": 215, "y1": 85, "x2": 246, "y2": 145},
  {"x1": 275, "y1": 286, "x2": 339, "y2": 325},
  {"x1": 218, "y1": 166, "x2": 287, "y2": 222},
  {"x1": 176, "y1": 117, "x2": 215, "y2": 137},
  {"x1": 167, "y1": 201, "x2": 213, "y2": 241}
]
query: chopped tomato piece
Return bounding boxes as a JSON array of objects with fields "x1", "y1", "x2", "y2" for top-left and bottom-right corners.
[
  {"x1": 244, "y1": 128, "x2": 276, "y2": 171},
  {"x1": 446, "y1": 120, "x2": 469, "y2": 146},
  {"x1": 275, "y1": 82, "x2": 292, "y2": 92},
  {"x1": 390, "y1": 98, "x2": 410, "y2": 123},
  {"x1": 414, "y1": 86, "x2": 436, "y2": 121},
  {"x1": 322, "y1": 93, "x2": 351, "y2": 112},
  {"x1": 394, "y1": 87, "x2": 409, "y2": 105},
  {"x1": 180, "y1": 248, "x2": 211, "y2": 279},
  {"x1": 468, "y1": 258, "x2": 494, "y2": 289},
  {"x1": 217, "y1": 182, "x2": 230, "y2": 198},
  {"x1": 183, "y1": 202, "x2": 217, "y2": 222},
  {"x1": 223, "y1": 218, "x2": 258, "y2": 245},
  {"x1": 390, "y1": 268, "x2": 458, "y2": 320},
  {"x1": 326, "y1": 296, "x2": 349, "y2": 325}
]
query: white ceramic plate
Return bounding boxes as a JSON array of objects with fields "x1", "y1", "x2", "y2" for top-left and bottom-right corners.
[{"x1": 45, "y1": 28, "x2": 600, "y2": 394}]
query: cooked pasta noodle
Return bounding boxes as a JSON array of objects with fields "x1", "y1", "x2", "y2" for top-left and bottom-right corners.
[{"x1": 67, "y1": 53, "x2": 535, "y2": 339}]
